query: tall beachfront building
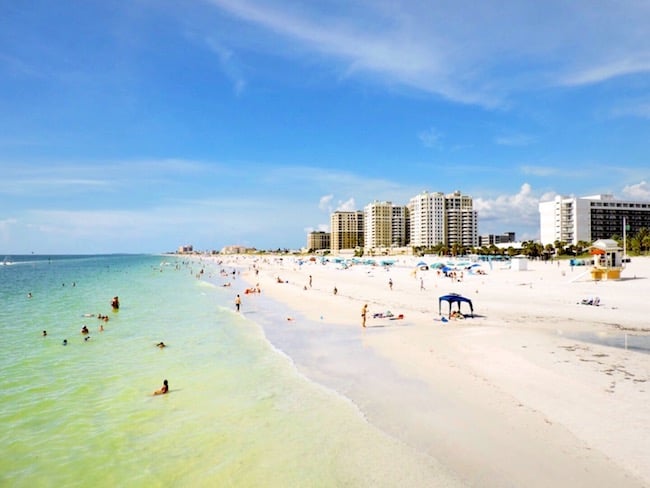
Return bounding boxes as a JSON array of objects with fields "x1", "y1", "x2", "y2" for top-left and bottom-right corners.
[
  {"x1": 330, "y1": 211, "x2": 364, "y2": 252},
  {"x1": 539, "y1": 194, "x2": 650, "y2": 245},
  {"x1": 445, "y1": 190, "x2": 479, "y2": 248},
  {"x1": 362, "y1": 201, "x2": 409, "y2": 251},
  {"x1": 391, "y1": 205, "x2": 409, "y2": 247},
  {"x1": 407, "y1": 190, "x2": 477, "y2": 248},
  {"x1": 363, "y1": 201, "x2": 392, "y2": 250},
  {"x1": 408, "y1": 191, "x2": 445, "y2": 247}
]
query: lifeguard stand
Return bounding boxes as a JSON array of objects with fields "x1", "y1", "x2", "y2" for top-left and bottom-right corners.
[{"x1": 590, "y1": 239, "x2": 623, "y2": 280}]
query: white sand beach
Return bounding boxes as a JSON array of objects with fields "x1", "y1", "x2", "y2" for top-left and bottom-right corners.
[{"x1": 220, "y1": 254, "x2": 649, "y2": 487}]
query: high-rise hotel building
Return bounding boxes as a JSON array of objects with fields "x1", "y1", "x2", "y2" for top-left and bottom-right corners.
[
  {"x1": 363, "y1": 201, "x2": 409, "y2": 250},
  {"x1": 407, "y1": 191, "x2": 477, "y2": 248},
  {"x1": 445, "y1": 190, "x2": 479, "y2": 248},
  {"x1": 539, "y1": 194, "x2": 650, "y2": 245},
  {"x1": 330, "y1": 211, "x2": 364, "y2": 252}
]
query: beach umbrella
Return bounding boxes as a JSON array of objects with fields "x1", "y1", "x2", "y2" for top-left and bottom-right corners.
[
  {"x1": 416, "y1": 261, "x2": 427, "y2": 267},
  {"x1": 438, "y1": 294, "x2": 474, "y2": 317}
]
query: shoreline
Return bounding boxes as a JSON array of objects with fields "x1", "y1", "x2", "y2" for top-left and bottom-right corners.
[{"x1": 210, "y1": 254, "x2": 649, "y2": 487}]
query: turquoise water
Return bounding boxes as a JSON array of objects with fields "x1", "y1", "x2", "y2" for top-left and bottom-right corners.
[{"x1": 0, "y1": 255, "x2": 449, "y2": 487}]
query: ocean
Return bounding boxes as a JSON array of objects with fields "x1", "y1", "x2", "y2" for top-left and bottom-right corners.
[{"x1": 0, "y1": 254, "x2": 449, "y2": 487}]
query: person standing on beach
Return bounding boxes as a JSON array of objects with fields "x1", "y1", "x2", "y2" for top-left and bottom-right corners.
[
  {"x1": 235, "y1": 294, "x2": 241, "y2": 312},
  {"x1": 309, "y1": 275, "x2": 312, "y2": 288},
  {"x1": 388, "y1": 278, "x2": 393, "y2": 290},
  {"x1": 361, "y1": 304, "x2": 368, "y2": 328},
  {"x1": 420, "y1": 277, "x2": 425, "y2": 291}
]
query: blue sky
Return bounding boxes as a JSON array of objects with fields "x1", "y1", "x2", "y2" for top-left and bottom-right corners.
[{"x1": 1, "y1": 0, "x2": 649, "y2": 254}]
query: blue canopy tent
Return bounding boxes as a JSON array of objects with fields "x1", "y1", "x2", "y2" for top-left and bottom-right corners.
[{"x1": 439, "y1": 294, "x2": 474, "y2": 318}]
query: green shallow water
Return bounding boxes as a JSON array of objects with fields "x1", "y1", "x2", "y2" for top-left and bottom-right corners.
[{"x1": 0, "y1": 255, "x2": 454, "y2": 487}]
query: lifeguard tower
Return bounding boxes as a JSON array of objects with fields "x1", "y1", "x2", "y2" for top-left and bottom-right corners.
[{"x1": 590, "y1": 239, "x2": 623, "y2": 280}]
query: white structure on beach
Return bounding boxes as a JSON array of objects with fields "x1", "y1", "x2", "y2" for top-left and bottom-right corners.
[{"x1": 539, "y1": 194, "x2": 650, "y2": 245}]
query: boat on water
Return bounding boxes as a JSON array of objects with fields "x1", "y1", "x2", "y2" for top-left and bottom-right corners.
[{"x1": 2, "y1": 256, "x2": 13, "y2": 265}]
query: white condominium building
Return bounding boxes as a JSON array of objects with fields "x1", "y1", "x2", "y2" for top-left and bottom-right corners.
[
  {"x1": 445, "y1": 190, "x2": 478, "y2": 248},
  {"x1": 539, "y1": 194, "x2": 650, "y2": 245},
  {"x1": 408, "y1": 191, "x2": 445, "y2": 247},
  {"x1": 391, "y1": 205, "x2": 409, "y2": 247},
  {"x1": 407, "y1": 190, "x2": 477, "y2": 248}
]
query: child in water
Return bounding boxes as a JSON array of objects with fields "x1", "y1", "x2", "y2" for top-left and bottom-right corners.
[{"x1": 153, "y1": 379, "x2": 168, "y2": 395}]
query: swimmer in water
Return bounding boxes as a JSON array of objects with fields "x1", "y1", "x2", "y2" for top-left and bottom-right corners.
[
  {"x1": 42, "y1": 330, "x2": 47, "y2": 336},
  {"x1": 156, "y1": 342, "x2": 166, "y2": 348},
  {"x1": 62, "y1": 339, "x2": 68, "y2": 346},
  {"x1": 81, "y1": 325, "x2": 89, "y2": 334},
  {"x1": 153, "y1": 379, "x2": 169, "y2": 395}
]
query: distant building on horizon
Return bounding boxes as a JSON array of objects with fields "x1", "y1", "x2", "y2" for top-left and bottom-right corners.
[
  {"x1": 539, "y1": 194, "x2": 650, "y2": 245},
  {"x1": 220, "y1": 245, "x2": 256, "y2": 254},
  {"x1": 178, "y1": 244, "x2": 193, "y2": 253},
  {"x1": 306, "y1": 231, "x2": 330, "y2": 251},
  {"x1": 479, "y1": 232, "x2": 516, "y2": 247}
]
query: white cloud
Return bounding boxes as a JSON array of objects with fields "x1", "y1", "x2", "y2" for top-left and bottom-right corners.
[
  {"x1": 418, "y1": 127, "x2": 442, "y2": 148},
  {"x1": 622, "y1": 181, "x2": 650, "y2": 200},
  {"x1": 474, "y1": 183, "x2": 540, "y2": 231},
  {"x1": 336, "y1": 197, "x2": 356, "y2": 211},
  {"x1": 319, "y1": 194, "x2": 333, "y2": 211}
]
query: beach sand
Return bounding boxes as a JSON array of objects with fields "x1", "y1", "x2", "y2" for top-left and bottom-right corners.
[{"x1": 220, "y1": 254, "x2": 649, "y2": 487}]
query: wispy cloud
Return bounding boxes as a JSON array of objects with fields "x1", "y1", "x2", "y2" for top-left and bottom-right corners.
[
  {"x1": 204, "y1": 0, "x2": 650, "y2": 106},
  {"x1": 610, "y1": 99, "x2": 650, "y2": 120},
  {"x1": 204, "y1": 38, "x2": 247, "y2": 95},
  {"x1": 418, "y1": 127, "x2": 443, "y2": 148},
  {"x1": 561, "y1": 58, "x2": 650, "y2": 87},
  {"x1": 495, "y1": 134, "x2": 537, "y2": 147},
  {"x1": 519, "y1": 165, "x2": 558, "y2": 177}
]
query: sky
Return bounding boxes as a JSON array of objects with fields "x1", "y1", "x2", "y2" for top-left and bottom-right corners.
[{"x1": 1, "y1": 0, "x2": 649, "y2": 254}]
